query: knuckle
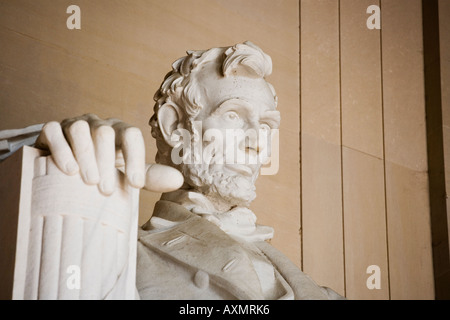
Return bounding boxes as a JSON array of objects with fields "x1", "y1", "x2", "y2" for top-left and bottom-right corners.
[
  {"x1": 68, "y1": 119, "x2": 89, "y2": 135},
  {"x1": 83, "y1": 113, "x2": 100, "y2": 120},
  {"x1": 106, "y1": 117, "x2": 120, "y2": 123}
]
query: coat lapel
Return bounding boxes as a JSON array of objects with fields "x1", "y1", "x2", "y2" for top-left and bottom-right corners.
[{"x1": 139, "y1": 201, "x2": 265, "y2": 299}]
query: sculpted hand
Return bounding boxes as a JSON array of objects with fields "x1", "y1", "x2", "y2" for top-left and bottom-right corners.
[{"x1": 35, "y1": 114, "x2": 183, "y2": 195}]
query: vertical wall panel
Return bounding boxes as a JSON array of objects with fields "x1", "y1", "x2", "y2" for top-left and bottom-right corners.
[
  {"x1": 384, "y1": 162, "x2": 434, "y2": 298},
  {"x1": 340, "y1": 0, "x2": 383, "y2": 158},
  {"x1": 342, "y1": 147, "x2": 389, "y2": 299},
  {"x1": 301, "y1": 0, "x2": 341, "y2": 146},
  {"x1": 340, "y1": 0, "x2": 388, "y2": 299},
  {"x1": 381, "y1": 1, "x2": 428, "y2": 172},
  {"x1": 381, "y1": 0, "x2": 434, "y2": 299},
  {"x1": 300, "y1": 0, "x2": 345, "y2": 295}
]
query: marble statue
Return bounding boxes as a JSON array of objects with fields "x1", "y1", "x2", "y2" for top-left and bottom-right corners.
[{"x1": 1, "y1": 41, "x2": 344, "y2": 300}]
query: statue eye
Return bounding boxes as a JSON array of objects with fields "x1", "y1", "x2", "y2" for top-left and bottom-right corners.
[{"x1": 224, "y1": 111, "x2": 239, "y2": 121}]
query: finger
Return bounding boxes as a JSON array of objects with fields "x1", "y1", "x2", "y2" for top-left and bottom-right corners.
[
  {"x1": 35, "y1": 121, "x2": 79, "y2": 175},
  {"x1": 64, "y1": 120, "x2": 100, "y2": 185},
  {"x1": 114, "y1": 149, "x2": 125, "y2": 168},
  {"x1": 91, "y1": 125, "x2": 116, "y2": 195},
  {"x1": 144, "y1": 164, "x2": 184, "y2": 193},
  {"x1": 117, "y1": 125, "x2": 146, "y2": 188}
]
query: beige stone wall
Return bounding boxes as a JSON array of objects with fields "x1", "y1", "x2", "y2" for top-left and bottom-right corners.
[
  {"x1": 300, "y1": 0, "x2": 436, "y2": 299},
  {"x1": 1, "y1": 0, "x2": 447, "y2": 300}
]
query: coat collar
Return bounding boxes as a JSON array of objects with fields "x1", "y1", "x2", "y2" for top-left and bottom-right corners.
[{"x1": 139, "y1": 200, "x2": 266, "y2": 299}]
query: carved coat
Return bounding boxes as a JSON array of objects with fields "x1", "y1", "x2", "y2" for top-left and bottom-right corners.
[{"x1": 136, "y1": 200, "x2": 343, "y2": 300}]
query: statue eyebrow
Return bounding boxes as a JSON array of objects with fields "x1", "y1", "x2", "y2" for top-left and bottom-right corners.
[
  {"x1": 212, "y1": 98, "x2": 254, "y2": 116},
  {"x1": 212, "y1": 99, "x2": 279, "y2": 128},
  {"x1": 261, "y1": 111, "x2": 281, "y2": 128}
]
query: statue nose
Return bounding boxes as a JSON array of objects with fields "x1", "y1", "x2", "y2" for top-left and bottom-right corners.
[{"x1": 239, "y1": 128, "x2": 264, "y2": 155}]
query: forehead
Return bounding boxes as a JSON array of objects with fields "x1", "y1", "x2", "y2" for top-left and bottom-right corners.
[{"x1": 193, "y1": 64, "x2": 277, "y2": 117}]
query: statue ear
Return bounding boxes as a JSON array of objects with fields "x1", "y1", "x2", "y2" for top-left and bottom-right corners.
[{"x1": 157, "y1": 103, "x2": 183, "y2": 148}]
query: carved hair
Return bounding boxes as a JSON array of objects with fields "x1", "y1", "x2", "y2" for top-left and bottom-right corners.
[{"x1": 149, "y1": 41, "x2": 277, "y2": 165}]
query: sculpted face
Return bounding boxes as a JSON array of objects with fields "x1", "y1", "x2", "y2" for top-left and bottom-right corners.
[{"x1": 179, "y1": 63, "x2": 280, "y2": 209}]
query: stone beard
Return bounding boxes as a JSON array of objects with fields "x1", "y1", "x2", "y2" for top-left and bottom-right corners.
[{"x1": 181, "y1": 161, "x2": 258, "y2": 209}]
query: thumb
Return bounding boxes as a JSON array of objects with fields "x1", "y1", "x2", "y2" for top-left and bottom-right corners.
[{"x1": 144, "y1": 163, "x2": 184, "y2": 193}]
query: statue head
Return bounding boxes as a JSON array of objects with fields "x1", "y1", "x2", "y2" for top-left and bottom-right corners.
[{"x1": 149, "y1": 41, "x2": 280, "y2": 210}]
